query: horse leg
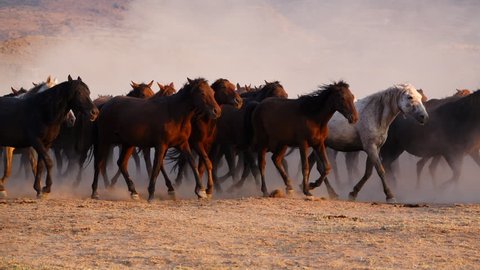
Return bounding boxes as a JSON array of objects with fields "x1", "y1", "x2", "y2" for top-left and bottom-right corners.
[
  {"x1": 53, "y1": 147, "x2": 63, "y2": 176},
  {"x1": 147, "y1": 145, "x2": 168, "y2": 202},
  {"x1": 142, "y1": 147, "x2": 152, "y2": 178},
  {"x1": 193, "y1": 142, "x2": 215, "y2": 197},
  {"x1": 180, "y1": 143, "x2": 207, "y2": 199},
  {"x1": 327, "y1": 148, "x2": 340, "y2": 185},
  {"x1": 28, "y1": 148, "x2": 37, "y2": 178},
  {"x1": 346, "y1": 151, "x2": 359, "y2": 184},
  {"x1": 91, "y1": 141, "x2": 110, "y2": 199},
  {"x1": 30, "y1": 140, "x2": 53, "y2": 197},
  {"x1": 117, "y1": 145, "x2": 138, "y2": 199},
  {"x1": 428, "y1": 156, "x2": 442, "y2": 187},
  {"x1": 348, "y1": 158, "x2": 374, "y2": 201},
  {"x1": 298, "y1": 142, "x2": 312, "y2": 197},
  {"x1": 416, "y1": 157, "x2": 430, "y2": 188},
  {"x1": 0, "y1": 147, "x2": 14, "y2": 197},
  {"x1": 257, "y1": 148, "x2": 269, "y2": 197},
  {"x1": 439, "y1": 154, "x2": 462, "y2": 189},
  {"x1": 109, "y1": 168, "x2": 122, "y2": 188},
  {"x1": 132, "y1": 149, "x2": 141, "y2": 176},
  {"x1": 217, "y1": 145, "x2": 237, "y2": 184},
  {"x1": 312, "y1": 145, "x2": 338, "y2": 199},
  {"x1": 271, "y1": 145, "x2": 293, "y2": 195}
]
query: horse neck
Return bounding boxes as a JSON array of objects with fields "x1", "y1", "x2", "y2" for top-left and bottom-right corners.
[
  {"x1": 32, "y1": 84, "x2": 72, "y2": 126},
  {"x1": 311, "y1": 98, "x2": 337, "y2": 126},
  {"x1": 364, "y1": 88, "x2": 403, "y2": 130},
  {"x1": 166, "y1": 90, "x2": 197, "y2": 123}
]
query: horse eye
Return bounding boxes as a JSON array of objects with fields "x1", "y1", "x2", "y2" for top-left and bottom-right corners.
[{"x1": 407, "y1": 95, "x2": 413, "y2": 100}]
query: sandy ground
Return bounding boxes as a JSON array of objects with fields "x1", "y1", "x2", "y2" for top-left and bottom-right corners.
[{"x1": 1, "y1": 195, "x2": 480, "y2": 269}]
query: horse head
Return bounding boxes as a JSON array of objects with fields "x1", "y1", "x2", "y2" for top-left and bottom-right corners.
[
  {"x1": 67, "y1": 75, "x2": 99, "y2": 121},
  {"x1": 455, "y1": 89, "x2": 472, "y2": 97},
  {"x1": 262, "y1": 81, "x2": 288, "y2": 99},
  {"x1": 187, "y1": 77, "x2": 221, "y2": 119},
  {"x1": 328, "y1": 81, "x2": 358, "y2": 124},
  {"x1": 397, "y1": 83, "x2": 428, "y2": 125},
  {"x1": 211, "y1": 79, "x2": 243, "y2": 109},
  {"x1": 128, "y1": 80, "x2": 155, "y2": 99},
  {"x1": 156, "y1": 82, "x2": 176, "y2": 96}
]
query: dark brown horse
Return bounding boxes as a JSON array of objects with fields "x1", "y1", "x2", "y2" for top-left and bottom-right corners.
[
  {"x1": 169, "y1": 78, "x2": 242, "y2": 196},
  {"x1": 251, "y1": 81, "x2": 358, "y2": 197},
  {"x1": 0, "y1": 75, "x2": 98, "y2": 197},
  {"x1": 210, "y1": 81, "x2": 289, "y2": 190},
  {"x1": 54, "y1": 81, "x2": 156, "y2": 187},
  {"x1": 109, "y1": 82, "x2": 177, "y2": 187},
  {"x1": 91, "y1": 78, "x2": 221, "y2": 201},
  {"x1": 381, "y1": 89, "x2": 480, "y2": 189}
]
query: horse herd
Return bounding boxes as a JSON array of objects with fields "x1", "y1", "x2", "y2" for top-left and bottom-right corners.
[{"x1": 0, "y1": 75, "x2": 478, "y2": 203}]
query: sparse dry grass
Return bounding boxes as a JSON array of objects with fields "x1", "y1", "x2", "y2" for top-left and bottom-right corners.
[{"x1": 1, "y1": 197, "x2": 479, "y2": 269}]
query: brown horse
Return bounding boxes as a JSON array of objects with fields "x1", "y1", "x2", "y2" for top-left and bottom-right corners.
[
  {"x1": 109, "y1": 82, "x2": 177, "y2": 187},
  {"x1": 210, "y1": 81, "x2": 289, "y2": 190},
  {"x1": 91, "y1": 78, "x2": 221, "y2": 201},
  {"x1": 251, "y1": 81, "x2": 358, "y2": 197},
  {"x1": 0, "y1": 75, "x2": 98, "y2": 197},
  {"x1": 169, "y1": 78, "x2": 242, "y2": 196}
]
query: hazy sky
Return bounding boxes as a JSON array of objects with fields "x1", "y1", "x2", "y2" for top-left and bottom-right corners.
[{"x1": 20, "y1": 0, "x2": 480, "y2": 98}]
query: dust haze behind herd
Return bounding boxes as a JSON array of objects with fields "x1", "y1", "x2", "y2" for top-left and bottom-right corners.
[{"x1": 1, "y1": 0, "x2": 480, "y2": 203}]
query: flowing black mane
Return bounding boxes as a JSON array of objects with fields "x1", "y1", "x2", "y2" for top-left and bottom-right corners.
[{"x1": 299, "y1": 81, "x2": 349, "y2": 115}]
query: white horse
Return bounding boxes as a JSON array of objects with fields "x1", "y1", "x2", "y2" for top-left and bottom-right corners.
[
  {"x1": 308, "y1": 83, "x2": 428, "y2": 202},
  {"x1": 0, "y1": 76, "x2": 76, "y2": 198}
]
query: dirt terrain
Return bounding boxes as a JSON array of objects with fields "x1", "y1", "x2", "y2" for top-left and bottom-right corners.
[
  {"x1": 1, "y1": 196, "x2": 479, "y2": 269},
  {"x1": 1, "y1": 1, "x2": 480, "y2": 269}
]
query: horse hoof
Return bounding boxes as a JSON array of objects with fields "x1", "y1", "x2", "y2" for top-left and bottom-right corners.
[
  {"x1": 0, "y1": 190, "x2": 7, "y2": 199},
  {"x1": 386, "y1": 197, "x2": 397, "y2": 204},
  {"x1": 328, "y1": 193, "x2": 339, "y2": 200},
  {"x1": 131, "y1": 193, "x2": 140, "y2": 200},
  {"x1": 37, "y1": 193, "x2": 47, "y2": 199},
  {"x1": 305, "y1": 195, "x2": 315, "y2": 201},
  {"x1": 147, "y1": 197, "x2": 155, "y2": 203},
  {"x1": 286, "y1": 189, "x2": 295, "y2": 195},
  {"x1": 91, "y1": 193, "x2": 100, "y2": 200},
  {"x1": 197, "y1": 190, "x2": 208, "y2": 199},
  {"x1": 348, "y1": 193, "x2": 357, "y2": 201}
]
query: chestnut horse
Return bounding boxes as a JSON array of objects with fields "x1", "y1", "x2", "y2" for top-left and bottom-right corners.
[
  {"x1": 169, "y1": 78, "x2": 242, "y2": 196},
  {"x1": 91, "y1": 78, "x2": 221, "y2": 201},
  {"x1": 251, "y1": 81, "x2": 358, "y2": 197},
  {"x1": 0, "y1": 75, "x2": 98, "y2": 197}
]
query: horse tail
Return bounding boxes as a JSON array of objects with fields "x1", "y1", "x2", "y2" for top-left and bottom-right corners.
[
  {"x1": 244, "y1": 101, "x2": 259, "y2": 147},
  {"x1": 166, "y1": 148, "x2": 186, "y2": 173}
]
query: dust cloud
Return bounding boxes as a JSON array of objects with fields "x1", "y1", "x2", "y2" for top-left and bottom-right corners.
[{"x1": 2, "y1": 0, "x2": 480, "y2": 203}]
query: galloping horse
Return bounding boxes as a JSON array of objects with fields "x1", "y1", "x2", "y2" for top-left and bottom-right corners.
[
  {"x1": 91, "y1": 78, "x2": 221, "y2": 201},
  {"x1": 307, "y1": 84, "x2": 427, "y2": 202},
  {"x1": 0, "y1": 75, "x2": 98, "y2": 197},
  {"x1": 381, "y1": 89, "x2": 480, "y2": 189},
  {"x1": 169, "y1": 78, "x2": 242, "y2": 196},
  {"x1": 251, "y1": 81, "x2": 358, "y2": 197},
  {"x1": 211, "y1": 81, "x2": 288, "y2": 190}
]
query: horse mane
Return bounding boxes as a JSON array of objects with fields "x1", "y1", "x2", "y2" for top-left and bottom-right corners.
[
  {"x1": 176, "y1": 78, "x2": 208, "y2": 99},
  {"x1": 298, "y1": 81, "x2": 348, "y2": 116}
]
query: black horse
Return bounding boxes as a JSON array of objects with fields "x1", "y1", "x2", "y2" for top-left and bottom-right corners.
[
  {"x1": 0, "y1": 75, "x2": 98, "y2": 197},
  {"x1": 381, "y1": 90, "x2": 480, "y2": 188}
]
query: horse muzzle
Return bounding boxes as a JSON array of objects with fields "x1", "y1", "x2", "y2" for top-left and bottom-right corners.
[
  {"x1": 416, "y1": 113, "x2": 428, "y2": 125},
  {"x1": 209, "y1": 107, "x2": 222, "y2": 119},
  {"x1": 89, "y1": 108, "x2": 100, "y2": 121}
]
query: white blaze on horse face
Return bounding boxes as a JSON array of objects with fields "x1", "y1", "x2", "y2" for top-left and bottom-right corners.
[
  {"x1": 398, "y1": 84, "x2": 428, "y2": 124},
  {"x1": 65, "y1": 109, "x2": 76, "y2": 127}
]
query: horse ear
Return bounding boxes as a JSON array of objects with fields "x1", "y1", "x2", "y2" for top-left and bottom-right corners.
[
  {"x1": 169, "y1": 82, "x2": 174, "y2": 88},
  {"x1": 187, "y1": 78, "x2": 193, "y2": 83},
  {"x1": 236, "y1": 83, "x2": 241, "y2": 90},
  {"x1": 11, "y1": 87, "x2": 18, "y2": 94},
  {"x1": 46, "y1": 76, "x2": 52, "y2": 84},
  {"x1": 157, "y1": 82, "x2": 164, "y2": 90},
  {"x1": 147, "y1": 80, "x2": 154, "y2": 88},
  {"x1": 130, "y1": 81, "x2": 139, "y2": 88},
  {"x1": 32, "y1": 82, "x2": 37, "y2": 87},
  {"x1": 68, "y1": 75, "x2": 73, "y2": 81},
  {"x1": 456, "y1": 89, "x2": 461, "y2": 93},
  {"x1": 264, "y1": 80, "x2": 269, "y2": 84},
  {"x1": 77, "y1": 76, "x2": 82, "y2": 81}
]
